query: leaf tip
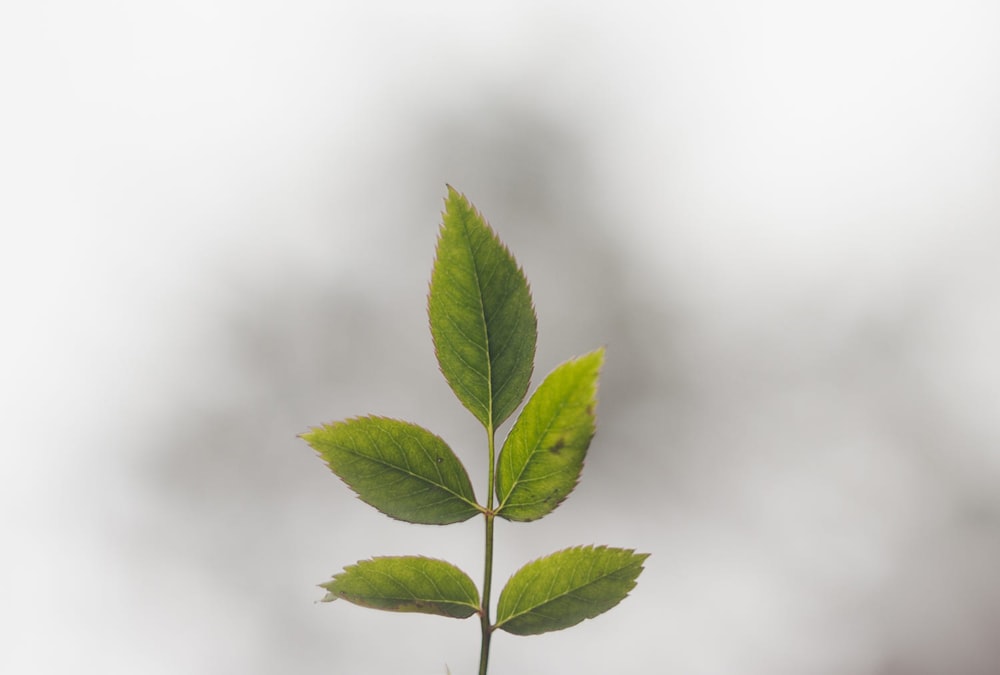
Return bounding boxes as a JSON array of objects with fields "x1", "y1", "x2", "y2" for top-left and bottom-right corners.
[
  {"x1": 442, "y1": 183, "x2": 469, "y2": 213},
  {"x1": 317, "y1": 582, "x2": 340, "y2": 603}
]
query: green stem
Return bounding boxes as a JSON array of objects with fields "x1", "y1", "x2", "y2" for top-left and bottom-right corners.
[{"x1": 478, "y1": 426, "x2": 497, "y2": 675}]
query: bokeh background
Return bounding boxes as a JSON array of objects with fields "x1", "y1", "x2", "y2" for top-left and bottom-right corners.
[{"x1": 3, "y1": 2, "x2": 1000, "y2": 673}]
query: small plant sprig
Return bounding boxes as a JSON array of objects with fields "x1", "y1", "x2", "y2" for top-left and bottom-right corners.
[{"x1": 302, "y1": 186, "x2": 647, "y2": 675}]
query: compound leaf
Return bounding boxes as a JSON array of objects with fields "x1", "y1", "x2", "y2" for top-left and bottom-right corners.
[
  {"x1": 428, "y1": 186, "x2": 537, "y2": 429},
  {"x1": 321, "y1": 556, "x2": 480, "y2": 619},
  {"x1": 496, "y1": 348, "x2": 604, "y2": 521},
  {"x1": 495, "y1": 545, "x2": 648, "y2": 636},
  {"x1": 302, "y1": 416, "x2": 479, "y2": 525}
]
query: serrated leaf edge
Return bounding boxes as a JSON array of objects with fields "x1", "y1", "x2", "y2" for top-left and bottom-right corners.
[
  {"x1": 321, "y1": 555, "x2": 481, "y2": 615},
  {"x1": 494, "y1": 545, "x2": 649, "y2": 632},
  {"x1": 495, "y1": 349, "x2": 604, "y2": 520},
  {"x1": 301, "y1": 415, "x2": 482, "y2": 522},
  {"x1": 428, "y1": 185, "x2": 538, "y2": 429}
]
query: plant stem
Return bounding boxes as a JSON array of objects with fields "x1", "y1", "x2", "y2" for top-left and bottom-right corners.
[
  {"x1": 478, "y1": 426, "x2": 497, "y2": 675},
  {"x1": 478, "y1": 513, "x2": 494, "y2": 675}
]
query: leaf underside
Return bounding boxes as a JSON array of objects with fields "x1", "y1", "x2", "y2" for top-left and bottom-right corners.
[
  {"x1": 495, "y1": 545, "x2": 648, "y2": 636},
  {"x1": 496, "y1": 348, "x2": 604, "y2": 521},
  {"x1": 428, "y1": 186, "x2": 537, "y2": 429},
  {"x1": 302, "y1": 416, "x2": 479, "y2": 525},
  {"x1": 321, "y1": 556, "x2": 480, "y2": 619}
]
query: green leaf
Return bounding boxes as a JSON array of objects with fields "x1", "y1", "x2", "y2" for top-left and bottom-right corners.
[
  {"x1": 427, "y1": 186, "x2": 537, "y2": 429},
  {"x1": 321, "y1": 556, "x2": 480, "y2": 619},
  {"x1": 302, "y1": 416, "x2": 480, "y2": 525},
  {"x1": 495, "y1": 545, "x2": 648, "y2": 636},
  {"x1": 495, "y1": 348, "x2": 604, "y2": 521}
]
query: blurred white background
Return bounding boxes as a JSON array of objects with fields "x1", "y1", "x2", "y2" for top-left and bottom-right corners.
[{"x1": 3, "y1": 1, "x2": 999, "y2": 673}]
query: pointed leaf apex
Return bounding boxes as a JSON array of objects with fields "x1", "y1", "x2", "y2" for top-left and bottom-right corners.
[
  {"x1": 320, "y1": 556, "x2": 480, "y2": 619},
  {"x1": 495, "y1": 545, "x2": 648, "y2": 635},
  {"x1": 496, "y1": 348, "x2": 606, "y2": 521},
  {"x1": 428, "y1": 187, "x2": 537, "y2": 428},
  {"x1": 302, "y1": 416, "x2": 479, "y2": 524}
]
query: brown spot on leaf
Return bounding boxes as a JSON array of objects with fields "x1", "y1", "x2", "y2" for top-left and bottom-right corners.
[{"x1": 549, "y1": 437, "x2": 566, "y2": 454}]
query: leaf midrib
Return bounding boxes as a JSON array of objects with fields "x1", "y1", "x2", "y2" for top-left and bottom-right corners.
[
  {"x1": 497, "y1": 557, "x2": 642, "y2": 626},
  {"x1": 359, "y1": 565, "x2": 478, "y2": 608},
  {"x1": 336, "y1": 430, "x2": 477, "y2": 510},
  {"x1": 461, "y1": 213, "x2": 494, "y2": 428},
  {"x1": 497, "y1": 389, "x2": 575, "y2": 512}
]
